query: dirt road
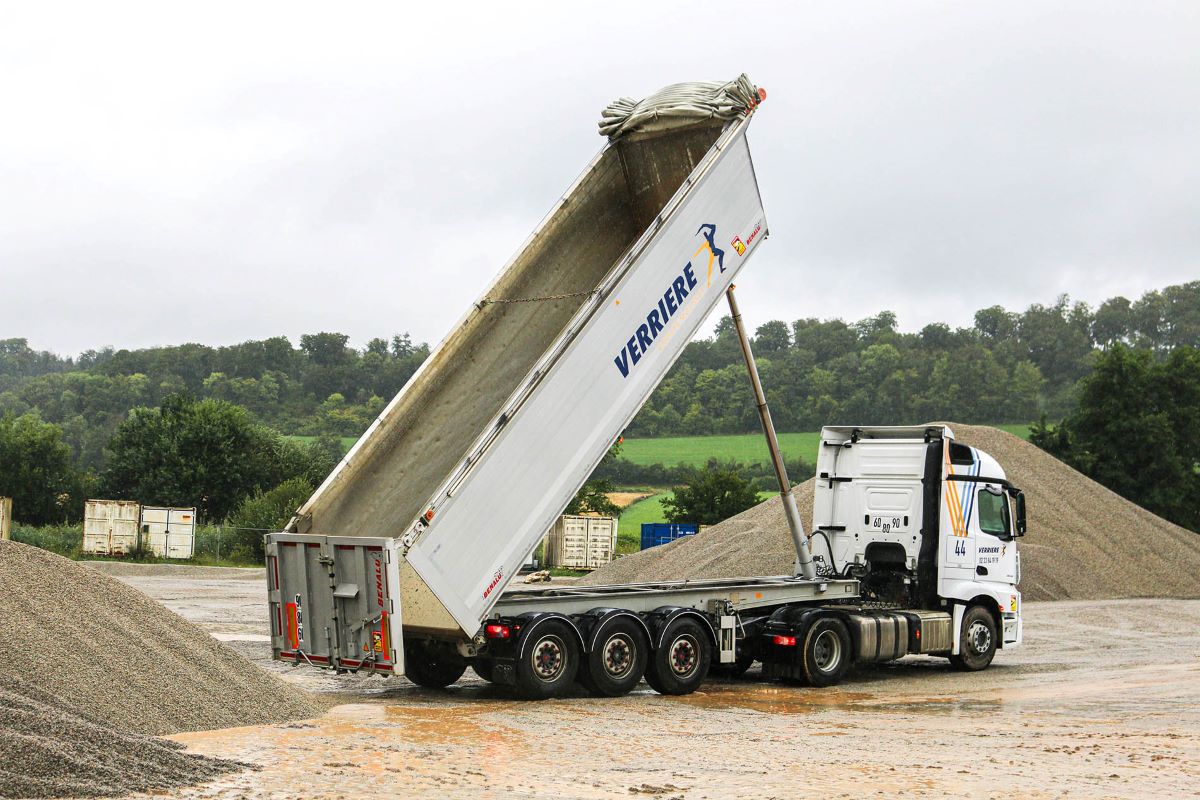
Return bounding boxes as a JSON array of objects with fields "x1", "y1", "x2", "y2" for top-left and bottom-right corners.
[{"x1": 92, "y1": 564, "x2": 1200, "y2": 799}]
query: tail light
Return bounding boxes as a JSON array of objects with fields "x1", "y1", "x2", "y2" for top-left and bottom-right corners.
[
  {"x1": 485, "y1": 623, "x2": 511, "y2": 639},
  {"x1": 771, "y1": 634, "x2": 796, "y2": 647}
]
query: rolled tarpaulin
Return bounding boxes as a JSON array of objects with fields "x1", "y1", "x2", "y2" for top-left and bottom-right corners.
[{"x1": 598, "y1": 73, "x2": 763, "y2": 140}]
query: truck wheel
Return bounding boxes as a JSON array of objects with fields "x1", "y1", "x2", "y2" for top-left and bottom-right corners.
[
  {"x1": 645, "y1": 617, "x2": 711, "y2": 696},
  {"x1": 404, "y1": 641, "x2": 467, "y2": 689},
  {"x1": 515, "y1": 620, "x2": 580, "y2": 699},
  {"x1": 799, "y1": 617, "x2": 851, "y2": 688},
  {"x1": 580, "y1": 618, "x2": 648, "y2": 697},
  {"x1": 950, "y1": 605, "x2": 997, "y2": 671}
]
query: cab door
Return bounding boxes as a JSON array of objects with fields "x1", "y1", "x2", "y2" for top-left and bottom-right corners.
[
  {"x1": 973, "y1": 485, "x2": 1017, "y2": 584},
  {"x1": 940, "y1": 446, "x2": 978, "y2": 583}
]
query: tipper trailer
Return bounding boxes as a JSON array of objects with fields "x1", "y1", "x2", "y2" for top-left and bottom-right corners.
[{"x1": 266, "y1": 76, "x2": 1028, "y2": 699}]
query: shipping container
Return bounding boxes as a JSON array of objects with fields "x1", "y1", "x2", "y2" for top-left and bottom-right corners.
[
  {"x1": 544, "y1": 515, "x2": 618, "y2": 570},
  {"x1": 140, "y1": 506, "x2": 196, "y2": 560},
  {"x1": 0, "y1": 497, "x2": 11, "y2": 541},
  {"x1": 640, "y1": 522, "x2": 698, "y2": 551},
  {"x1": 83, "y1": 500, "x2": 141, "y2": 556}
]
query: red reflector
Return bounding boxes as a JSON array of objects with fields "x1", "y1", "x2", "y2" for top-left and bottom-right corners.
[
  {"x1": 485, "y1": 623, "x2": 511, "y2": 639},
  {"x1": 772, "y1": 635, "x2": 797, "y2": 647}
]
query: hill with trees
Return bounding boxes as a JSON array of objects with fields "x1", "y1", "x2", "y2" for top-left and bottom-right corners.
[{"x1": 0, "y1": 280, "x2": 1195, "y2": 529}]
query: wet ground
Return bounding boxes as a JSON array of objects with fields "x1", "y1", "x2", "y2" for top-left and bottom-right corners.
[{"x1": 97, "y1": 564, "x2": 1200, "y2": 799}]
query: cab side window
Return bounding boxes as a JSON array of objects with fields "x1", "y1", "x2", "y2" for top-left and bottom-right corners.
[{"x1": 977, "y1": 487, "x2": 1010, "y2": 538}]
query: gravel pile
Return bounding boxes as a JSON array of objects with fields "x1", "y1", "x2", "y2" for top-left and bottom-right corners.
[
  {"x1": 0, "y1": 675, "x2": 250, "y2": 799},
  {"x1": 582, "y1": 423, "x2": 1200, "y2": 600},
  {"x1": 0, "y1": 540, "x2": 325, "y2": 736}
]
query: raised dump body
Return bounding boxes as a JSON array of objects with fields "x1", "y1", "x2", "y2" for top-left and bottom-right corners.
[{"x1": 279, "y1": 78, "x2": 772, "y2": 639}]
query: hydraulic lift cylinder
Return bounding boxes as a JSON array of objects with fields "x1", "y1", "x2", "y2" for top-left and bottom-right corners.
[{"x1": 725, "y1": 286, "x2": 817, "y2": 581}]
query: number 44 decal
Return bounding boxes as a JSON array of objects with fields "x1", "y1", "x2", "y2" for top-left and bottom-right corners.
[{"x1": 954, "y1": 540, "x2": 968, "y2": 557}]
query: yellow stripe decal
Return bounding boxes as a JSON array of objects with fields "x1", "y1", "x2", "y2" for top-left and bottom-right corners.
[{"x1": 944, "y1": 448, "x2": 966, "y2": 537}]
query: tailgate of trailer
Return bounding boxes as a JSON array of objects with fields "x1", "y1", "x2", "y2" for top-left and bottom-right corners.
[{"x1": 267, "y1": 534, "x2": 404, "y2": 674}]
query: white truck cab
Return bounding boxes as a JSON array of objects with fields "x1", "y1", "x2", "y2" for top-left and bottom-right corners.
[{"x1": 810, "y1": 425, "x2": 1025, "y2": 662}]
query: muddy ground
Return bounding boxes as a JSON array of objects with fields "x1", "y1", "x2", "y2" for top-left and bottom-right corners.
[{"x1": 90, "y1": 563, "x2": 1200, "y2": 800}]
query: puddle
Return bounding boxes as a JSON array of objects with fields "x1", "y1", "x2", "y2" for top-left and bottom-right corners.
[{"x1": 672, "y1": 683, "x2": 875, "y2": 714}]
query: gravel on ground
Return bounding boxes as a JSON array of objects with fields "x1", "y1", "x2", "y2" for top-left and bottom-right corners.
[
  {"x1": 582, "y1": 423, "x2": 1200, "y2": 600},
  {"x1": 0, "y1": 540, "x2": 326, "y2": 737},
  {"x1": 0, "y1": 675, "x2": 251, "y2": 800}
]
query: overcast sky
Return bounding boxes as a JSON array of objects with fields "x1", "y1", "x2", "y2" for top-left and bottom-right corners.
[{"x1": 2, "y1": 2, "x2": 1197, "y2": 357}]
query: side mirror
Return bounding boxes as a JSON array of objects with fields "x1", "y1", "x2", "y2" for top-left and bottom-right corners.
[{"x1": 1014, "y1": 491, "x2": 1027, "y2": 537}]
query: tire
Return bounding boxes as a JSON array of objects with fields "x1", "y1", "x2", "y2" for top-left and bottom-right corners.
[
  {"x1": 404, "y1": 641, "x2": 467, "y2": 689},
  {"x1": 798, "y1": 617, "x2": 851, "y2": 688},
  {"x1": 580, "y1": 618, "x2": 648, "y2": 697},
  {"x1": 472, "y1": 659, "x2": 496, "y2": 683},
  {"x1": 949, "y1": 605, "x2": 997, "y2": 671},
  {"x1": 645, "y1": 617, "x2": 711, "y2": 696},
  {"x1": 515, "y1": 620, "x2": 580, "y2": 699}
]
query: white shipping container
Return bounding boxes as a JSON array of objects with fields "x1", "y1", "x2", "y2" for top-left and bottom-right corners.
[
  {"x1": 0, "y1": 497, "x2": 11, "y2": 541},
  {"x1": 83, "y1": 500, "x2": 141, "y2": 556},
  {"x1": 140, "y1": 506, "x2": 196, "y2": 560},
  {"x1": 544, "y1": 515, "x2": 618, "y2": 571}
]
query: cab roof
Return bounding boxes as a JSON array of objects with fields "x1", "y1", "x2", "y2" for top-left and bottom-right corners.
[{"x1": 821, "y1": 424, "x2": 955, "y2": 442}]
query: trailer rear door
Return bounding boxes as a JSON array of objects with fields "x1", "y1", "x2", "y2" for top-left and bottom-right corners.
[{"x1": 267, "y1": 534, "x2": 403, "y2": 674}]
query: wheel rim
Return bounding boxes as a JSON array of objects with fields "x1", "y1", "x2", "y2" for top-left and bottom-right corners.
[
  {"x1": 967, "y1": 620, "x2": 992, "y2": 656},
  {"x1": 603, "y1": 634, "x2": 635, "y2": 678},
  {"x1": 531, "y1": 635, "x2": 566, "y2": 682},
  {"x1": 813, "y1": 629, "x2": 842, "y2": 673},
  {"x1": 668, "y1": 634, "x2": 699, "y2": 678}
]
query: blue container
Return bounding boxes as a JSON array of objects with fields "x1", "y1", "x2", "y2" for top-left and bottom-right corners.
[{"x1": 640, "y1": 522, "x2": 698, "y2": 551}]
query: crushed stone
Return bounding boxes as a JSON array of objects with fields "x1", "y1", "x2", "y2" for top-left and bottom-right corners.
[
  {"x1": 0, "y1": 675, "x2": 251, "y2": 799},
  {"x1": 0, "y1": 540, "x2": 325, "y2": 737}
]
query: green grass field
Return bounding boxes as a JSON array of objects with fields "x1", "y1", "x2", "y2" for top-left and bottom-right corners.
[
  {"x1": 618, "y1": 423, "x2": 1032, "y2": 468},
  {"x1": 615, "y1": 492, "x2": 671, "y2": 553},
  {"x1": 289, "y1": 424, "x2": 1032, "y2": 464},
  {"x1": 615, "y1": 489, "x2": 781, "y2": 554}
]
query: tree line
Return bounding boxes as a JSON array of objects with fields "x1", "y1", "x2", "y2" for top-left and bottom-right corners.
[
  {"x1": 1, "y1": 280, "x2": 1196, "y2": 531},
  {"x1": 1032, "y1": 345, "x2": 1199, "y2": 533},
  {"x1": 631, "y1": 280, "x2": 1199, "y2": 436},
  {"x1": 0, "y1": 395, "x2": 340, "y2": 528},
  {"x1": 0, "y1": 333, "x2": 427, "y2": 469}
]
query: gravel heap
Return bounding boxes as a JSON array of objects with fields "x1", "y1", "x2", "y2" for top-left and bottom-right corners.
[
  {"x1": 0, "y1": 675, "x2": 250, "y2": 799},
  {"x1": 583, "y1": 423, "x2": 1200, "y2": 601},
  {"x1": 0, "y1": 540, "x2": 324, "y2": 736}
]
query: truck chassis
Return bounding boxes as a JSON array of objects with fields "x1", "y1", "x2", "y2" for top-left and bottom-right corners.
[{"x1": 406, "y1": 576, "x2": 969, "y2": 699}]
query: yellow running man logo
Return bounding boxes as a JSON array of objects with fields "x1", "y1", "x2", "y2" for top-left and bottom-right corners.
[{"x1": 694, "y1": 223, "x2": 727, "y2": 286}]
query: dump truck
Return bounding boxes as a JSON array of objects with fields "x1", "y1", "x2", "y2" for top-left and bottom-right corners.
[{"x1": 266, "y1": 76, "x2": 1027, "y2": 699}]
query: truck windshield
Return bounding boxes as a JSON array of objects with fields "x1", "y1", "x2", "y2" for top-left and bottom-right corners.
[{"x1": 977, "y1": 487, "x2": 1010, "y2": 537}]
